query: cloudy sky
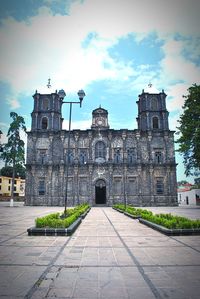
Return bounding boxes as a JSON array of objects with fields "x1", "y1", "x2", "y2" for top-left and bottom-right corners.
[{"x1": 0, "y1": 0, "x2": 200, "y2": 183}]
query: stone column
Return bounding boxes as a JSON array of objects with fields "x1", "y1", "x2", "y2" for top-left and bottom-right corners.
[
  {"x1": 48, "y1": 165, "x2": 53, "y2": 205},
  {"x1": 108, "y1": 132, "x2": 112, "y2": 161},
  {"x1": 149, "y1": 165, "x2": 154, "y2": 205},
  {"x1": 136, "y1": 131, "x2": 141, "y2": 163},
  {"x1": 74, "y1": 165, "x2": 79, "y2": 205},
  {"x1": 88, "y1": 131, "x2": 93, "y2": 161},
  {"x1": 89, "y1": 165, "x2": 93, "y2": 205}
]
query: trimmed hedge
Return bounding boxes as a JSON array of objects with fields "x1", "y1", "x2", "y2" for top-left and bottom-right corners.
[
  {"x1": 113, "y1": 204, "x2": 200, "y2": 229},
  {"x1": 35, "y1": 203, "x2": 90, "y2": 228}
]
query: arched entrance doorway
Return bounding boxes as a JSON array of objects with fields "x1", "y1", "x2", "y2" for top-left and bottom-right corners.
[{"x1": 95, "y1": 179, "x2": 106, "y2": 204}]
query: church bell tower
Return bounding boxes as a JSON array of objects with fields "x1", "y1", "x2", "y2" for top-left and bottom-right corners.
[
  {"x1": 137, "y1": 84, "x2": 169, "y2": 131},
  {"x1": 31, "y1": 90, "x2": 63, "y2": 132}
]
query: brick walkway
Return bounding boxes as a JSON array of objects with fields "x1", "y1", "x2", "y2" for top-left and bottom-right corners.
[{"x1": 0, "y1": 205, "x2": 200, "y2": 298}]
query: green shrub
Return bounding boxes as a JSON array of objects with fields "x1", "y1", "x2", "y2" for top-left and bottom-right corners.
[
  {"x1": 35, "y1": 203, "x2": 90, "y2": 228},
  {"x1": 113, "y1": 204, "x2": 200, "y2": 229}
]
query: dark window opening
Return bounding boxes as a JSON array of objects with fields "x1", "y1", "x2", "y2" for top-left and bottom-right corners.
[
  {"x1": 153, "y1": 117, "x2": 159, "y2": 129},
  {"x1": 41, "y1": 117, "x2": 48, "y2": 129},
  {"x1": 156, "y1": 179, "x2": 164, "y2": 194},
  {"x1": 114, "y1": 148, "x2": 121, "y2": 163},
  {"x1": 127, "y1": 148, "x2": 136, "y2": 164},
  {"x1": 95, "y1": 141, "x2": 106, "y2": 159},
  {"x1": 66, "y1": 149, "x2": 74, "y2": 164},
  {"x1": 38, "y1": 180, "x2": 45, "y2": 195},
  {"x1": 155, "y1": 151, "x2": 162, "y2": 164},
  {"x1": 79, "y1": 150, "x2": 87, "y2": 165}
]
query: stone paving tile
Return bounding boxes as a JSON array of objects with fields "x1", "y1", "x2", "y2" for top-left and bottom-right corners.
[
  {"x1": 122, "y1": 235, "x2": 183, "y2": 247},
  {"x1": 113, "y1": 247, "x2": 135, "y2": 265},
  {"x1": 0, "y1": 205, "x2": 200, "y2": 299},
  {"x1": 0, "y1": 265, "x2": 46, "y2": 297},
  {"x1": 131, "y1": 246, "x2": 200, "y2": 266}
]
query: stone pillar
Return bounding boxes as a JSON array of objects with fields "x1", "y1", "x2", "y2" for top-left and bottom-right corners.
[
  {"x1": 164, "y1": 131, "x2": 169, "y2": 163},
  {"x1": 74, "y1": 165, "x2": 79, "y2": 205},
  {"x1": 48, "y1": 165, "x2": 53, "y2": 205},
  {"x1": 88, "y1": 131, "x2": 93, "y2": 161},
  {"x1": 137, "y1": 165, "x2": 142, "y2": 205},
  {"x1": 108, "y1": 132, "x2": 112, "y2": 161},
  {"x1": 89, "y1": 165, "x2": 93, "y2": 205},
  {"x1": 149, "y1": 165, "x2": 154, "y2": 205},
  {"x1": 108, "y1": 165, "x2": 113, "y2": 205},
  {"x1": 136, "y1": 131, "x2": 141, "y2": 163},
  {"x1": 122, "y1": 131, "x2": 127, "y2": 207},
  {"x1": 147, "y1": 131, "x2": 152, "y2": 163},
  {"x1": 30, "y1": 164, "x2": 36, "y2": 205}
]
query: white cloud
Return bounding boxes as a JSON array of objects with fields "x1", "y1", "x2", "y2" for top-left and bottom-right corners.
[
  {"x1": 8, "y1": 98, "x2": 21, "y2": 109},
  {"x1": 0, "y1": 0, "x2": 199, "y2": 112},
  {"x1": 69, "y1": 0, "x2": 200, "y2": 39},
  {"x1": 1, "y1": 0, "x2": 198, "y2": 184},
  {"x1": 160, "y1": 39, "x2": 200, "y2": 84},
  {"x1": 62, "y1": 119, "x2": 91, "y2": 130},
  {"x1": 166, "y1": 83, "x2": 190, "y2": 112}
]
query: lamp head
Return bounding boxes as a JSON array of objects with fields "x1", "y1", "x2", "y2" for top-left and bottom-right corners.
[
  {"x1": 58, "y1": 89, "x2": 66, "y2": 99},
  {"x1": 77, "y1": 89, "x2": 85, "y2": 107}
]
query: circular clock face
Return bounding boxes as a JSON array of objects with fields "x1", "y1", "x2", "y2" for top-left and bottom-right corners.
[{"x1": 97, "y1": 119, "x2": 103, "y2": 125}]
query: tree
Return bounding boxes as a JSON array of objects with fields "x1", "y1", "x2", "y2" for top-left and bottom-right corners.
[
  {"x1": 0, "y1": 165, "x2": 26, "y2": 179},
  {"x1": 176, "y1": 84, "x2": 200, "y2": 176},
  {"x1": 177, "y1": 180, "x2": 189, "y2": 186},
  {"x1": 0, "y1": 112, "x2": 26, "y2": 198}
]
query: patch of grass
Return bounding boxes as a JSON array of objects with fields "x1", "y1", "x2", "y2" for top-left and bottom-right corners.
[
  {"x1": 113, "y1": 204, "x2": 200, "y2": 229},
  {"x1": 35, "y1": 203, "x2": 90, "y2": 228}
]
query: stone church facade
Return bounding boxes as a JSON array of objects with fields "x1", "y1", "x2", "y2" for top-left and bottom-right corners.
[{"x1": 25, "y1": 86, "x2": 178, "y2": 206}]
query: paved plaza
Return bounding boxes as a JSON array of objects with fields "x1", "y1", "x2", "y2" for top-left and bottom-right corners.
[{"x1": 0, "y1": 203, "x2": 200, "y2": 298}]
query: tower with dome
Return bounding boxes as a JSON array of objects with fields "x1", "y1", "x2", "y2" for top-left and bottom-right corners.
[{"x1": 25, "y1": 84, "x2": 177, "y2": 206}]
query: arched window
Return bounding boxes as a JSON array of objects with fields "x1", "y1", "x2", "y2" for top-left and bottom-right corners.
[
  {"x1": 127, "y1": 148, "x2": 136, "y2": 164},
  {"x1": 41, "y1": 117, "x2": 48, "y2": 129},
  {"x1": 151, "y1": 97, "x2": 158, "y2": 110},
  {"x1": 66, "y1": 149, "x2": 74, "y2": 164},
  {"x1": 95, "y1": 141, "x2": 106, "y2": 159},
  {"x1": 114, "y1": 148, "x2": 121, "y2": 163},
  {"x1": 155, "y1": 151, "x2": 162, "y2": 164},
  {"x1": 152, "y1": 116, "x2": 159, "y2": 129},
  {"x1": 80, "y1": 150, "x2": 87, "y2": 165},
  {"x1": 43, "y1": 98, "x2": 49, "y2": 110}
]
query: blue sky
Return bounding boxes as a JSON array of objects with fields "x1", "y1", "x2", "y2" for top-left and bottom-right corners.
[{"x1": 0, "y1": 0, "x2": 200, "y2": 183}]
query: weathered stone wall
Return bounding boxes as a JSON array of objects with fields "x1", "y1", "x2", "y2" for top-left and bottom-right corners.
[{"x1": 25, "y1": 128, "x2": 177, "y2": 206}]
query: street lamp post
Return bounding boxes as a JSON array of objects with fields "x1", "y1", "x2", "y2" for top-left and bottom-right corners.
[
  {"x1": 122, "y1": 133, "x2": 127, "y2": 210},
  {"x1": 58, "y1": 89, "x2": 85, "y2": 217}
]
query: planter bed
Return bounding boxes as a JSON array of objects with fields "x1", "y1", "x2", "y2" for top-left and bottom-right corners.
[
  {"x1": 27, "y1": 205, "x2": 90, "y2": 236},
  {"x1": 124, "y1": 211, "x2": 141, "y2": 219},
  {"x1": 113, "y1": 205, "x2": 200, "y2": 236},
  {"x1": 27, "y1": 217, "x2": 82, "y2": 236},
  {"x1": 112, "y1": 207, "x2": 141, "y2": 219},
  {"x1": 139, "y1": 218, "x2": 200, "y2": 236},
  {"x1": 80, "y1": 207, "x2": 91, "y2": 219}
]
